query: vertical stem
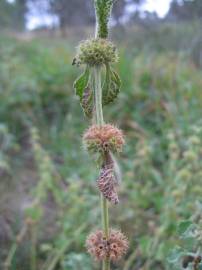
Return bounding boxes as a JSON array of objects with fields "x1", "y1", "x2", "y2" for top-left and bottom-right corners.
[
  {"x1": 94, "y1": 67, "x2": 104, "y2": 126},
  {"x1": 101, "y1": 194, "x2": 109, "y2": 238},
  {"x1": 93, "y1": 66, "x2": 110, "y2": 270},
  {"x1": 102, "y1": 196, "x2": 110, "y2": 270}
]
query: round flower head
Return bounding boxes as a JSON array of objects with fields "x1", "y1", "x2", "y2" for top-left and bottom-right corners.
[
  {"x1": 83, "y1": 124, "x2": 125, "y2": 154},
  {"x1": 108, "y1": 229, "x2": 129, "y2": 261},
  {"x1": 86, "y1": 229, "x2": 129, "y2": 261},
  {"x1": 86, "y1": 230, "x2": 107, "y2": 261},
  {"x1": 74, "y1": 38, "x2": 118, "y2": 66}
]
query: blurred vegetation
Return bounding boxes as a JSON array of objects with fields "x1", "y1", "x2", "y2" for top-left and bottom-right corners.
[
  {"x1": 1, "y1": 20, "x2": 202, "y2": 270},
  {"x1": 0, "y1": 0, "x2": 26, "y2": 31}
]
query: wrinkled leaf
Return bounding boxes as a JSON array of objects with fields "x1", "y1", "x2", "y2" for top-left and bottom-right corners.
[
  {"x1": 73, "y1": 66, "x2": 90, "y2": 99},
  {"x1": 102, "y1": 64, "x2": 121, "y2": 106}
]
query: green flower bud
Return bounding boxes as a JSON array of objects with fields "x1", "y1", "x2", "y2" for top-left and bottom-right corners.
[{"x1": 74, "y1": 38, "x2": 118, "y2": 67}]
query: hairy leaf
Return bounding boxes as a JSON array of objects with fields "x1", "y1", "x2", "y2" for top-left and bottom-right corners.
[{"x1": 102, "y1": 64, "x2": 121, "y2": 105}]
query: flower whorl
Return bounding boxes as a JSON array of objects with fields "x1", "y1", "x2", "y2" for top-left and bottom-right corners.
[
  {"x1": 74, "y1": 0, "x2": 129, "y2": 267},
  {"x1": 83, "y1": 124, "x2": 124, "y2": 155},
  {"x1": 74, "y1": 38, "x2": 118, "y2": 66},
  {"x1": 86, "y1": 229, "x2": 129, "y2": 261},
  {"x1": 83, "y1": 124, "x2": 124, "y2": 204}
]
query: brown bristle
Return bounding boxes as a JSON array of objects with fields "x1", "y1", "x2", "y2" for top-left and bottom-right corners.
[{"x1": 83, "y1": 124, "x2": 125, "y2": 154}]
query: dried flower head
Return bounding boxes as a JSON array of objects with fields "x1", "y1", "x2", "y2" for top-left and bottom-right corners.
[
  {"x1": 86, "y1": 230, "x2": 107, "y2": 261},
  {"x1": 74, "y1": 38, "x2": 118, "y2": 66},
  {"x1": 98, "y1": 156, "x2": 119, "y2": 204},
  {"x1": 86, "y1": 229, "x2": 129, "y2": 261},
  {"x1": 108, "y1": 229, "x2": 129, "y2": 261},
  {"x1": 83, "y1": 124, "x2": 124, "y2": 154}
]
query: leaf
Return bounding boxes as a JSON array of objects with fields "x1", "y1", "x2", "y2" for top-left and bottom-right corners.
[
  {"x1": 73, "y1": 66, "x2": 90, "y2": 99},
  {"x1": 81, "y1": 86, "x2": 94, "y2": 118},
  {"x1": 102, "y1": 64, "x2": 111, "y2": 103},
  {"x1": 177, "y1": 220, "x2": 198, "y2": 240},
  {"x1": 177, "y1": 220, "x2": 193, "y2": 235},
  {"x1": 73, "y1": 66, "x2": 93, "y2": 118},
  {"x1": 102, "y1": 64, "x2": 121, "y2": 106}
]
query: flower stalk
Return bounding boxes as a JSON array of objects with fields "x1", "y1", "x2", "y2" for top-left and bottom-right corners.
[
  {"x1": 73, "y1": 1, "x2": 129, "y2": 270},
  {"x1": 94, "y1": 65, "x2": 110, "y2": 270}
]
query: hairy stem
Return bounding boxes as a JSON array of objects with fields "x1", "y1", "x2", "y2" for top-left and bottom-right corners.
[
  {"x1": 94, "y1": 67, "x2": 104, "y2": 126},
  {"x1": 101, "y1": 194, "x2": 109, "y2": 238},
  {"x1": 93, "y1": 66, "x2": 110, "y2": 270},
  {"x1": 94, "y1": 1, "x2": 113, "y2": 269}
]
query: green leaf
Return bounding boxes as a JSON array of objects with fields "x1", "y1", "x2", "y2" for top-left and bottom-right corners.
[
  {"x1": 102, "y1": 64, "x2": 121, "y2": 105},
  {"x1": 102, "y1": 64, "x2": 111, "y2": 103},
  {"x1": 73, "y1": 66, "x2": 90, "y2": 99},
  {"x1": 177, "y1": 220, "x2": 199, "y2": 241},
  {"x1": 73, "y1": 66, "x2": 94, "y2": 118},
  {"x1": 177, "y1": 220, "x2": 193, "y2": 235}
]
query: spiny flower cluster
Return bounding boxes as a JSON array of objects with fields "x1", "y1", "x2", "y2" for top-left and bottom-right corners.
[
  {"x1": 74, "y1": 38, "x2": 118, "y2": 66},
  {"x1": 86, "y1": 229, "x2": 129, "y2": 261},
  {"x1": 83, "y1": 124, "x2": 125, "y2": 154}
]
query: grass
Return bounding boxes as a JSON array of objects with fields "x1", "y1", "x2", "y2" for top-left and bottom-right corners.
[{"x1": 0, "y1": 22, "x2": 202, "y2": 270}]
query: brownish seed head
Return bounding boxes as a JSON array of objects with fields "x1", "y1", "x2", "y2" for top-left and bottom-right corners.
[
  {"x1": 86, "y1": 229, "x2": 129, "y2": 261},
  {"x1": 109, "y1": 229, "x2": 129, "y2": 261},
  {"x1": 86, "y1": 230, "x2": 108, "y2": 261},
  {"x1": 83, "y1": 124, "x2": 125, "y2": 154}
]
